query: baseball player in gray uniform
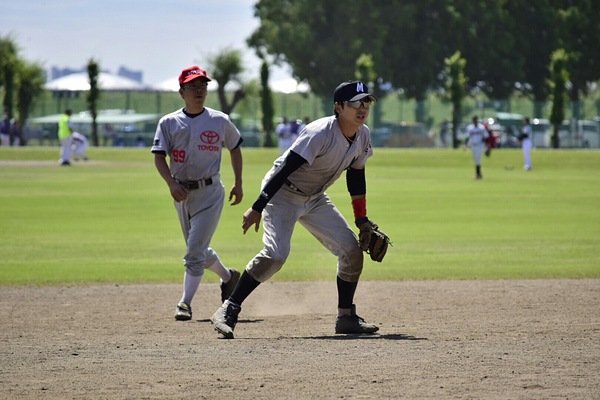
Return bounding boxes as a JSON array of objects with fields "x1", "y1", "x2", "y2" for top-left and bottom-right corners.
[
  {"x1": 211, "y1": 81, "x2": 380, "y2": 338},
  {"x1": 465, "y1": 115, "x2": 489, "y2": 179},
  {"x1": 152, "y1": 65, "x2": 244, "y2": 321}
]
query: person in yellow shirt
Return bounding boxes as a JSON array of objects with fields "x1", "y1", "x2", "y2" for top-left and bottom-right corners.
[{"x1": 58, "y1": 109, "x2": 74, "y2": 165}]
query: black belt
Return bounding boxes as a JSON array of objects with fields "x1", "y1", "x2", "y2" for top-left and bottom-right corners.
[
  {"x1": 176, "y1": 178, "x2": 213, "y2": 190},
  {"x1": 285, "y1": 179, "x2": 302, "y2": 193}
]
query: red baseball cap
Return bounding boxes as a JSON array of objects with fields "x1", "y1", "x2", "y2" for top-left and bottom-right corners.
[{"x1": 178, "y1": 65, "x2": 212, "y2": 86}]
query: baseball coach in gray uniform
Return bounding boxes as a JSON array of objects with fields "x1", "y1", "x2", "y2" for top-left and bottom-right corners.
[
  {"x1": 211, "y1": 80, "x2": 382, "y2": 338},
  {"x1": 152, "y1": 66, "x2": 243, "y2": 322}
]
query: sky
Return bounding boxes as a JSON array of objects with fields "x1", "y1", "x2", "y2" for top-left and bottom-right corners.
[{"x1": 0, "y1": 0, "x2": 292, "y2": 86}]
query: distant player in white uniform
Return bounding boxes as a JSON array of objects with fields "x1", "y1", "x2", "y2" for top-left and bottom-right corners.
[
  {"x1": 71, "y1": 132, "x2": 89, "y2": 161},
  {"x1": 151, "y1": 65, "x2": 244, "y2": 321},
  {"x1": 275, "y1": 117, "x2": 292, "y2": 155},
  {"x1": 211, "y1": 81, "x2": 381, "y2": 338},
  {"x1": 520, "y1": 117, "x2": 533, "y2": 170},
  {"x1": 465, "y1": 115, "x2": 489, "y2": 179}
]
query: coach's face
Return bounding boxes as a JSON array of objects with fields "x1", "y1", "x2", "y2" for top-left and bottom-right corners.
[{"x1": 179, "y1": 78, "x2": 209, "y2": 113}]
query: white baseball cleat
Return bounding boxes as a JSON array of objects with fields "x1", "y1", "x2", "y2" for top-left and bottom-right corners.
[{"x1": 210, "y1": 300, "x2": 241, "y2": 339}]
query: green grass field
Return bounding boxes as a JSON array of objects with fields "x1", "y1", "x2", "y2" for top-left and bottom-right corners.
[{"x1": 1, "y1": 146, "x2": 598, "y2": 286}]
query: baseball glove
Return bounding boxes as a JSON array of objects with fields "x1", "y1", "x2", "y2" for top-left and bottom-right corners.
[{"x1": 356, "y1": 217, "x2": 392, "y2": 262}]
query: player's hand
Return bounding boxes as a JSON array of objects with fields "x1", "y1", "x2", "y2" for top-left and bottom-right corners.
[
  {"x1": 229, "y1": 185, "x2": 243, "y2": 206},
  {"x1": 169, "y1": 181, "x2": 188, "y2": 202},
  {"x1": 242, "y1": 208, "x2": 261, "y2": 234}
]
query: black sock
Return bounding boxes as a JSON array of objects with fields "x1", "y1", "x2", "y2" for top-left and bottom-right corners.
[
  {"x1": 337, "y1": 276, "x2": 358, "y2": 309},
  {"x1": 229, "y1": 270, "x2": 261, "y2": 306}
]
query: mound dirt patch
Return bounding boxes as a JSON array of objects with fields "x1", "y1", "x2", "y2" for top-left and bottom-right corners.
[{"x1": 1, "y1": 280, "x2": 599, "y2": 399}]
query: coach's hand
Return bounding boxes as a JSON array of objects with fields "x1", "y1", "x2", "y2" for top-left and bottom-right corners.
[
  {"x1": 169, "y1": 181, "x2": 188, "y2": 202},
  {"x1": 242, "y1": 208, "x2": 261, "y2": 234},
  {"x1": 229, "y1": 184, "x2": 243, "y2": 206}
]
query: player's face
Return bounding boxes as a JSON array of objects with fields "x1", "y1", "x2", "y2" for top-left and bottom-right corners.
[
  {"x1": 336, "y1": 99, "x2": 371, "y2": 126},
  {"x1": 180, "y1": 79, "x2": 209, "y2": 110}
]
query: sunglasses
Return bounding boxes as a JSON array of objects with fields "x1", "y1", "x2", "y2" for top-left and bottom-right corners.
[{"x1": 345, "y1": 99, "x2": 374, "y2": 109}]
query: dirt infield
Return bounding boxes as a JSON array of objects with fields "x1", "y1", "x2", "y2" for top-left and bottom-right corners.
[{"x1": 1, "y1": 279, "x2": 599, "y2": 399}]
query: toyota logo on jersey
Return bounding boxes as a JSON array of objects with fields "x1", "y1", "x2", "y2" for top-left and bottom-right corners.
[
  {"x1": 198, "y1": 130, "x2": 220, "y2": 151},
  {"x1": 201, "y1": 130, "x2": 220, "y2": 144}
]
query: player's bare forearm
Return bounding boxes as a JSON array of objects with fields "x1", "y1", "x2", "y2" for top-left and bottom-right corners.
[
  {"x1": 242, "y1": 208, "x2": 261, "y2": 234},
  {"x1": 229, "y1": 146, "x2": 243, "y2": 187},
  {"x1": 154, "y1": 154, "x2": 172, "y2": 183},
  {"x1": 228, "y1": 147, "x2": 243, "y2": 205}
]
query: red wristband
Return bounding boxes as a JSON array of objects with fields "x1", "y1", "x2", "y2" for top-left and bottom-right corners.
[{"x1": 352, "y1": 198, "x2": 367, "y2": 220}]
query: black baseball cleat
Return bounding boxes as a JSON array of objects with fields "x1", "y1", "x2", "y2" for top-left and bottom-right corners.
[
  {"x1": 220, "y1": 268, "x2": 241, "y2": 303},
  {"x1": 335, "y1": 304, "x2": 379, "y2": 334},
  {"x1": 174, "y1": 302, "x2": 192, "y2": 321},
  {"x1": 211, "y1": 300, "x2": 241, "y2": 339}
]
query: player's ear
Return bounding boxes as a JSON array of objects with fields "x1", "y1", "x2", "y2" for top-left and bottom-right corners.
[{"x1": 334, "y1": 102, "x2": 344, "y2": 114}]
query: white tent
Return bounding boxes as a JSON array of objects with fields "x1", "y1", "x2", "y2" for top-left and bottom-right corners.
[
  {"x1": 269, "y1": 78, "x2": 310, "y2": 94},
  {"x1": 28, "y1": 109, "x2": 160, "y2": 125},
  {"x1": 44, "y1": 72, "x2": 150, "y2": 91},
  {"x1": 152, "y1": 77, "x2": 243, "y2": 92},
  {"x1": 152, "y1": 77, "x2": 181, "y2": 92}
]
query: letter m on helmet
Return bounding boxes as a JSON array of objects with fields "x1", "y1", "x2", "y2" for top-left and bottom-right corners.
[{"x1": 356, "y1": 82, "x2": 365, "y2": 92}]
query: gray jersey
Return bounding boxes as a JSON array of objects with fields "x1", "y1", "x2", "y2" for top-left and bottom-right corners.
[
  {"x1": 151, "y1": 107, "x2": 242, "y2": 181},
  {"x1": 267, "y1": 116, "x2": 373, "y2": 196}
]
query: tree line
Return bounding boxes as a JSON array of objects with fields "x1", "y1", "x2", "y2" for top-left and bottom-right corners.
[
  {"x1": 2, "y1": 1, "x2": 599, "y2": 147},
  {"x1": 247, "y1": 0, "x2": 599, "y2": 146},
  {"x1": 0, "y1": 36, "x2": 45, "y2": 145}
]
